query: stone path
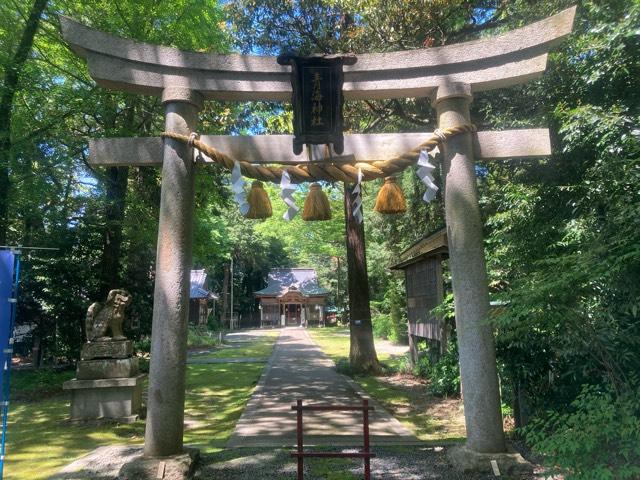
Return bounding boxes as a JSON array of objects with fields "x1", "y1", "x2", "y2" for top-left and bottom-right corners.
[{"x1": 227, "y1": 328, "x2": 419, "y2": 447}]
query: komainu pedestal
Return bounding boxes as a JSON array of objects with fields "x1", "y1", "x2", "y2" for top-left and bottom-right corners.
[{"x1": 63, "y1": 290, "x2": 145, "y2": 423}]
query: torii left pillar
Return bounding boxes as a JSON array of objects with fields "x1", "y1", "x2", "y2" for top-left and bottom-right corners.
[{"x1": 145, "y1": 87, "x2": 202, "y2": 457}]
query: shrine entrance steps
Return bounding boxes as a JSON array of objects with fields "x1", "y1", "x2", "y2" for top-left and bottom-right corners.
[{"x1": 227, "y1": 327, "x2": 419, "y2": 448}]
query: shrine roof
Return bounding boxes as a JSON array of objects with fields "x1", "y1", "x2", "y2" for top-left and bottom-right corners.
[
  {"x1": 390, "y1": 228, "x2": 448, "y2": 270},
  {"x1": 255, "y1": 268, "x2": 329, "y2": 297}
]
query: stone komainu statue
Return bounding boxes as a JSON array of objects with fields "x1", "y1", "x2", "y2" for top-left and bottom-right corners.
[{"x1": 85, "y1": 289, "x2": 132, "y2": 342}]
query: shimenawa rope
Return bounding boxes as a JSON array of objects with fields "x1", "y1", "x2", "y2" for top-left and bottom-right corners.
[{"x1": 161, "y1": 124, "x2": 476, "y2": 184}]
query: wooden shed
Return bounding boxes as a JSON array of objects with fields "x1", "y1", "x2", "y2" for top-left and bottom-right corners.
[
  {"x1": 390, "y1": 228, "x2": 449, "y2": 365},
  {"x1": 189, "y1": 269, "x2": 218, "y2": 326}
]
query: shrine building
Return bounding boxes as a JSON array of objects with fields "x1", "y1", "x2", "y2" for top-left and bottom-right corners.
[{"x1": 255, "y1": 268, "x2": 329, "y2": 328}]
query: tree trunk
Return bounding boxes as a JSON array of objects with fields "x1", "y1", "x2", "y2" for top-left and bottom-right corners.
[
  {"x1": 343, "y1": 182, "x2": 380, "y2": 373},
  {"x1": 98, "y1": 166, "x2": 129, "y2": 298},
  {"x1": 0, "y1": 0, "x2": 48, "y2": 244},
  {"x1": 221, "y1": 262, "x2": 230, "y2": 328},
  {"x1": 97, "y1": 94, "x2": 143, "y2": 298}
]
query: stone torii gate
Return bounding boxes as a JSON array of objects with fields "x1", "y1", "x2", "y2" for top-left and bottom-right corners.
[{"x1": 60, "y1": 6, "x2": 575, "y2": 472}]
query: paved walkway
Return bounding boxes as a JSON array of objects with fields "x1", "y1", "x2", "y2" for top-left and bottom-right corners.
[{"x1": 227, "y1": 328, "x2": 419, "y2": 447}]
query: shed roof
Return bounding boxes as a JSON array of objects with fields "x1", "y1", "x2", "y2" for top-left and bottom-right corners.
[
  {"x1": 255, "y1": 268, "x2": 329, "y2": 297},
  {"x1": 390, "y1": 228, "x2": 448, "y2": 270},
  {"x1": 190, "y1": 269, "x2": 218, "y2": 300}
]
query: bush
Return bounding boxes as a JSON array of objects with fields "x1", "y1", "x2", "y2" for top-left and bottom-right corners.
[
  {"x1": 335, "y1": 357, "x2": 356, "y2": 376},
  {"x1": 371, "y1": 280, "x2": 408, "y2": 345},
  {"x1": 10, "y1": 367, "x2": 75, "y2": 401},
  {"x1": 134, "y1": 335, "x2": 151, "y2": 354},
  {"x1": 413, "y1": 355, "x2": 431, "y2": 378},
  {"x1": 411, "y1": 340, "x2": 460, "y2": 397},
  {"x1": 388, "y1": 284, "x2": 408, "y2": 345},
  {"x1": 372, "y1": 313, "x2": 393, "y2": 340},
  {"x1": 391, "y1": 354, "x2": 413, "y2": 375},
  {"x1": 428, "y1": 346, "x2": 460, "y2": 397},
  {"x1": 187, "y1": 326, "x2": 221, "y2": 348},
  {"x1": 524, "y1": 384, "x2": 640, "y2": 480}
]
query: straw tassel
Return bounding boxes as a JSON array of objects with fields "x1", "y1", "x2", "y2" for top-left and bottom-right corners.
[
  {"x1": 374, "y1": 177, "x2": 407, "y2": 214},
  {"x1": 245, "y1": 181, "x2": 272, "y2": 219},
  {"x1": 302, "y1": 183, "x2": 332, "y2": 221}
]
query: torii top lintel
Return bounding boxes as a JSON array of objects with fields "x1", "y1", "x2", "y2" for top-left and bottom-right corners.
[{"x1": 59, "y1": 7, "x2": 575, "y2": 102}]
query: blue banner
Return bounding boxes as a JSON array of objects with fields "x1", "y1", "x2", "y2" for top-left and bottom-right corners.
[
  {"x1": 1, "y1": 250, "x2": 15, "y2": 475},
  {"x1": 0, "y1": 250, "x2": 14, "y2": 392}
]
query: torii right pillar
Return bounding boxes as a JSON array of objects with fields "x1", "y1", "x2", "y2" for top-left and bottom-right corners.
[{"x1": 434, "y1": 83, "x2": 528, "y2": 473}]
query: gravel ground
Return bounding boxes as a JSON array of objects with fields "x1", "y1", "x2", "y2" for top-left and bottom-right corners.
[{"x1": 195, "y1": 445, "x2": 528, "y2": 480}]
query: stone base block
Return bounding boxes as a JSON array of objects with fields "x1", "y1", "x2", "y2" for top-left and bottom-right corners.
[
  {"x1": 50, "y1": 445, "x2": 144, "y2": 480},
  {"x1": 119, "y1": 447, "x2": 199, "y2": 480},
  {"x1": 447, "y1": 444, "x2": 533, "y2": 477},
  {"x1": 76, "y1": 357, "x2": 139, "y2": 380},
  {"x1": 63, "y1": 374, "x2": 146, "y2": 422},
  {"x1": 81, "y1": 340, "x2": 133, "y2": 360}
]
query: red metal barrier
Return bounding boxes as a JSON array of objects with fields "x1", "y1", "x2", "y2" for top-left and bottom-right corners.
[{"x1": 291, "y1": 398, "x2": 376, "y2": 480}]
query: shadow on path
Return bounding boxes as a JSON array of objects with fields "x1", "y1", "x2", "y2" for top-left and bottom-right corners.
[{"x1": 228, "y1": 328, "x2": 419, "y2": 447}]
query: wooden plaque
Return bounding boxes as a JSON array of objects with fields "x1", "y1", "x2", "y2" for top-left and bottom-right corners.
[{"x1": 277, "y1": 54, "x2": 357, "y2": 155}]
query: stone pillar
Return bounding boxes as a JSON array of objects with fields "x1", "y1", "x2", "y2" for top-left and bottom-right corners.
[
  {"x1": 434, "y1": 83, "x2": 506, "y2": 453},
  {"x1": 144, "y1": 87, "x2": 203, "y2": 457}
]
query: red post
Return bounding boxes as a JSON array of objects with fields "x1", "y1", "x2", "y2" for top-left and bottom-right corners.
[
  {"x1": 363, "y1": 399, "x2": 371, "y2": 480},
  {"x1": 297, "y1": 399, "x2": 303, "y2": 480},
  {"x1": 291, "y1": 400, "x2": 375, "y2": 479}
]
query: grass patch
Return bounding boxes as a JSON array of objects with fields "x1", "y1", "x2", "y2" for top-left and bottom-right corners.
[
  {"x1": 307, "y1": 327, "x2": 350, "y2": 364},
  {"x1": 188, "y1": 327, "x2": 223, "y2": 348},
  {"x1": 183, "y1": 363, "x2": 264, "y2": 451},
  {"x1": 306, "y1": 456, "x2": 360, "y2": 479},
  {"x1": 4, "y1": 395, "x2": 145, "y2": 480},
  {"x1": 195, "y1": 334, "x2": 278, "y2": 360},
  {"x1": 308, "y1": 327, "x2": 466, "y2": 443},
  {"x1": 308, "y1": 327, "x2": 396, "y2": 365},
  {"x1": 354, "y1": 375, "x2": 464, "y2": 442},
  {"x1": 10, "y1": 368, "x2": 76, "y2": 402},
  {"x1": 4, "y1": 335, "x2": 271, "y2": 480}
]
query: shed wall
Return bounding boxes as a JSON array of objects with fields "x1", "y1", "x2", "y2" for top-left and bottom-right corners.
[{"x1": 405, "y1": 256, "x2": 444, "y2": 342}]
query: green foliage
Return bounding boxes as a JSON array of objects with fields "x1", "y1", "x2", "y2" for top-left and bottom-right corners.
[
  {"x1": 196, "y1": 333, "x2": 277, "y2": 360},
  {"x1": 187, "y1": 326, "x2": 222, "y2": 348},
  {"x1": 133, "y1": 336, "x2": 151, "y2": 354},
  {"x1": 371, "y1": 313, "x2": 393, "y2": 340},
  {"x1": 10, "y1": 367, "x2": 75, "y2": 402},
  {"x1": 413, "y1": 342, "x2": 460, "y2": 397},
  {"x1": 5, "y1": 361, "x2": 266, "y2": 480},
  {"x1": 485, "y1": 0, "x2": 640, "y2": 420},
  {"x1": 431, "y1": 292, "x2": 455, "y2": 322},
  {"x1": 388, "y1": 280, "x2": 408, "y2": 344},
  {"x1": 525, "y1": 385, "x2": 640, "y2": 480},
  {"x1": 412, "y1": 355, "x2": 431, "y2": 379},
  {"x1": 2, "y1": 0, "x2": 239, "y2": 361},
  {"x1": 334, "y1": 357, "x2": 358, "y2": 377},
  {"x1": 426, "y1": 342, "x2": 460, "y2": 398},
  {"x1": 371, "y1": 280, "x2": 408, "y2": 344},
  {"x1": 254, "y1": 182, "x2": 346, "y2": 305}
]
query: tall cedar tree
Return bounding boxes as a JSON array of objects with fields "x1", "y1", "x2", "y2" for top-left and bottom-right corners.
[
  {"x1": 0, "y1": 0, "x2": 48, "y2": 244},
  {"x1": 344, "y1": 182, "x2": 380, "y2": 373}
]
